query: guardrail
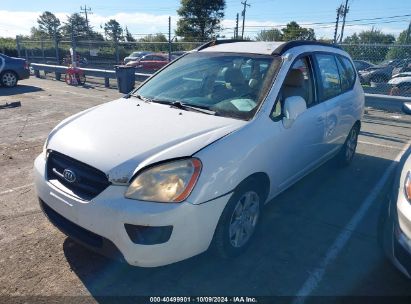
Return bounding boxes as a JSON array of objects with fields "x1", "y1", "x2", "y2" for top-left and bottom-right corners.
[{"x1": 30, "y1": 63, "x2": 151, "y2": 87}]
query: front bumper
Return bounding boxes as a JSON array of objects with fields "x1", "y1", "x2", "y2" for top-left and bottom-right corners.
[{"x1": 34, "y1": 154, "x2": 231, "y2": 267}]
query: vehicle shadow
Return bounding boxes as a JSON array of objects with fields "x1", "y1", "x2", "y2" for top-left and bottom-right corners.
[
  {"x1": 63, "y1": 153, "x2": 404, "y2": 299},
  {"x1": 0, "y1": 84, "x2": 43, "y2": 96}
]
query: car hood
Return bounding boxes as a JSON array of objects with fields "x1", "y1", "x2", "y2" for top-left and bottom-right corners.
[{"x1": 47, "y1": 98, "x2": 247, "y2": 183}]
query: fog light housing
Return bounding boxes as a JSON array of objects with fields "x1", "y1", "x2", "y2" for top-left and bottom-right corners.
[{"x1": 124, "y1": 224, "x2": 173, "y2": 245}]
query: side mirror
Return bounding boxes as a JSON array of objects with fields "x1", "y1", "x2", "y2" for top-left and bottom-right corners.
[
  {"x1": 403, "y1": 102, "x2": 411, "y2": 115},
  {"x1": 282, "y1": 96, "x2": 307, "y2": 128}
]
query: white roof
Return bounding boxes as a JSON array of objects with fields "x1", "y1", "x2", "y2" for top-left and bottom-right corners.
[{"x1": 200, "y1": 41, "x2": 285, "y2": 55}]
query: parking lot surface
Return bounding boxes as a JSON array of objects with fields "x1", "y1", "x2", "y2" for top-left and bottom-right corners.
[{"x1": 1, "y1": 78, "x2": 411, "y2": 302}]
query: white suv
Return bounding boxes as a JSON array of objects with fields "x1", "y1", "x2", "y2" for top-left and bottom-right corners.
[{"x1": 34, "y1": 40, "x2": 364, "y2": 267}]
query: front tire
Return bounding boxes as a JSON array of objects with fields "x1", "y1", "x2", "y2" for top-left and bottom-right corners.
[
  {"x1": 1, "y1": 71, "x2": 18, "y2": 87},
  {"x1": 337, "y1": 124, "x2": 359, "y2": 167},
  {"x1": 212, "y1": 181, "x2": 262, "y2": 258}
]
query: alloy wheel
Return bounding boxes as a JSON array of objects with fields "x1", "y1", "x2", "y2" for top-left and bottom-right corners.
[
  {"x1": 229, "y1": 191, "x2": 260, "y2": 248},
  {"x1": 2, "y1": 72, "x2": 17, "y2": 87},
  {"x1": 345, "y1": 128, "x2": 358, "y2": 161}
]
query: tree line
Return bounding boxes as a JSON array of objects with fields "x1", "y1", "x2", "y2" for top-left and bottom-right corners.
[
  {"x1": 26, "y1": 11, "x2": 168, "y2": 43},
  {"x1": 2, "y1": 0, "x2": 410, "y2": 62}
]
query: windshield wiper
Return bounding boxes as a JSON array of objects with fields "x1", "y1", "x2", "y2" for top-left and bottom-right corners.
[
  {"x1": 169, "y1": 101, "x2": 216, "y2": 115},
  {"x1": 126, "y1": 94, "x2": 216, "y2": 115},
  {"x1": 126, "y1": 93, "x2": 153, "y2": 103}
]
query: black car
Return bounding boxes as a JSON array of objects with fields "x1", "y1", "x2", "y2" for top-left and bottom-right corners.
[
  {"x1": 353, "y1": 60, "x2": 375, "y2": 72},
  {"x1": 0, "y1": 53, "x2": 30, "y2": 87}
]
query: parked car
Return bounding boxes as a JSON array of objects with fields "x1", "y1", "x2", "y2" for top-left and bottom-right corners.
[
  {"x1": 359, "y1": 64, "x2": 394, "y2": 84},
  {"x1": 392, "y1": 58, "x2": 411, "y2": 76},
  {"x1": 388, "y1": 72, "x2": 411, "y2": 96},
  {"x1": 171, "y1": 51, "x2": 187, "y2": 58},
  {"x1": 125, "y1": 53, "x2": 169, "y2": 72},
  {"x1": 360, "y1": 59, "x2": 411, "y2": 85},
  {"x1": 123, "y1": 51, "x2": 151, "y2": 64},
  {"x1": 0, "y1": 53, "x2": 30, "y2": 87},
  {"x1": 382, "y1": 135, "x2": 411, "y2": 278},
  {"x1": 35, "y1": 40, "x2": 364, "y2": 267},
  {"x1": 353, "y1": 60, "x2": 375, "y2": 72}
]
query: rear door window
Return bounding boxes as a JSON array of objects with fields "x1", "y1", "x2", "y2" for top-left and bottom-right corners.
[
  {"x1": 338, "y1": 56, "x2": 356, "y2": 91},
  {"x1": 315, "y1": 54, "x2": 342, "y2": 101}
]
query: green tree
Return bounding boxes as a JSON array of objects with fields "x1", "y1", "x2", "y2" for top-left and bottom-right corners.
[
  {"x1": 125, "y1": 26, "x2": 136, "y2": 42},
  {"x1": 281, "y1": 21, "x2": 315, "y2": 41},
  {"x1": 37, "y1": 11, "x2": 61, "y2": 38},
  {"x1": 104, "y1": 19, "x2": 123, "y2": 42},
  {"x1": 176, "y1": 0, "x2": 225, "y2": 41},
  {"x1": 256, "y1": 28, "x2": 282, "y2": 41},
  {"x1": 30, "y1": 26, "x2": 46, "y2": 39},
  {"x1": 61, "y1": 13, "x2": 89, "y2": 39},
  {"x1": 386, "y1": 29, "x2": 411, "y2": 60},
  {"x1": 139, "y1": 33, "x2": 168, "y2": 42},
  {"x1": 343, "y1": 28, "x2": 396, "y2": 62}
]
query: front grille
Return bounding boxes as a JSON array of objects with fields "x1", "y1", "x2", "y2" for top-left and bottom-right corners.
[{"x1": 46, "y1": 150, "x2": 110, "y2": 200}]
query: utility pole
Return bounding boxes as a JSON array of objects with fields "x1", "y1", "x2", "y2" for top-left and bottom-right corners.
[
  {"x1": 80, "y1": 5, "x2": 93, "y2": 37},
  {"x1": 339, "y1": 0, "x2": 349, "y2": 43},
  {"x1": 168, "y1": 16, "x2": 172, "y2": 61},
  {"x1": 333, "y1": 5, "x2": 343, "y2": 44},
  {"x1": 241, "y1": 0, "x2": 250, "y2": 39},
  {"x1": 235, "y1": 13, "x2": 239, "y2": 39}
]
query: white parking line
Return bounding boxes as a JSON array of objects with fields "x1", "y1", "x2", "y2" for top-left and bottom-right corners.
[
  {"x1": 359, "y1": 140, "x2": 403, "y2": 150},
  {"x1": 0, "y1": 183, "x2": 34, "y2": 196},
  {"x1": 293, "y1": 140, "x2": 411, "y2": 303}
]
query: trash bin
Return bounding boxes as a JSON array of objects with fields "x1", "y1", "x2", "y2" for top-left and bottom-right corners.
[{"x1": 115, "y1": 65, "x2": 136, "y2": 94}]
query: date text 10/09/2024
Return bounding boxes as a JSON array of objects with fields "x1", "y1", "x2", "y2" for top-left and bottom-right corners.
[{"x1": 149, "y1": 297, "x2": 258, "y2": 303}]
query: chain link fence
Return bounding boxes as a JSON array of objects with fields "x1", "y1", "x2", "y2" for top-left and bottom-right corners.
[
  {"x1": 16, "y1": 38, "x2": 203, "y2": 68},
  {"x1": 340, "y1": 43, "x2": 411, "y2": 97},
  {"x1": 9, "y1": 38, "x2": 411, "y2": 97}
]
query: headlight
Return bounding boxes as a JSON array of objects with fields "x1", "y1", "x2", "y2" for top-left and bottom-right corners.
[
  {"x1": 125, "y1": 158, "x2": 202, "y2": 203},
  {"x1": 405, "y1": 171, "x2": 411, "y2": 202}
]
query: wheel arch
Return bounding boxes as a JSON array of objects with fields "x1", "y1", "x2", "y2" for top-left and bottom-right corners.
[
  {"x1": 234, "y1": 171, "x2": 270, "y2": 204},
  {"x1": 0, "y1": 69, "x2": 18, "y2": 77}
]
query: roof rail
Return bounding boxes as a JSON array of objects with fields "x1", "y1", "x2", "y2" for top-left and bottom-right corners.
[
  {"x1": 196, "y1": 39, "x2": 251, "y2": 51},
  {"x1": 272, "y1": 40, "x2": 341, "y2": 55}
]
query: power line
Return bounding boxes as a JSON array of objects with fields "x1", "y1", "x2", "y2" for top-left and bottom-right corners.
[{"x1": 229, "y1": 13, "x2": 411, "y2": 29}]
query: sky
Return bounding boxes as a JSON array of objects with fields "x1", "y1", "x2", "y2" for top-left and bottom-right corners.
[{"x1": 0, "y1": 0, "x2": 410, "y2": 40}]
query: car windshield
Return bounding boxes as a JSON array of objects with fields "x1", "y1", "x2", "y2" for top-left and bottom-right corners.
[
  {"x1": 130, "y1": 52, "x2": 142, "y2": 57},
  {"x1": 133, "y1": 52, "x2": 281, "y2": 120}
]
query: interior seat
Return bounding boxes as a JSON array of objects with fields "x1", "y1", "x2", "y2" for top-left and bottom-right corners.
[{"x1": 282, "y1": 69, "x2": 307, "y2": 102}]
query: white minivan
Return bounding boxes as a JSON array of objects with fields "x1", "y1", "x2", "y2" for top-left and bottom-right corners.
[{"x1": 34, "y1": 40, "x2": 364, "y2": 267}]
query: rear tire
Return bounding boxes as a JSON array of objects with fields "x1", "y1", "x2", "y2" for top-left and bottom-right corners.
[
  {"x1": 1, "y1": 71, "x2": 18, "y2": 87},
  {"x1": 212, "y1": 180, "x2": 262, "y2": 258},
  {"x1": 337, "y1": 124, "x2": 359, "y2": 167}
]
